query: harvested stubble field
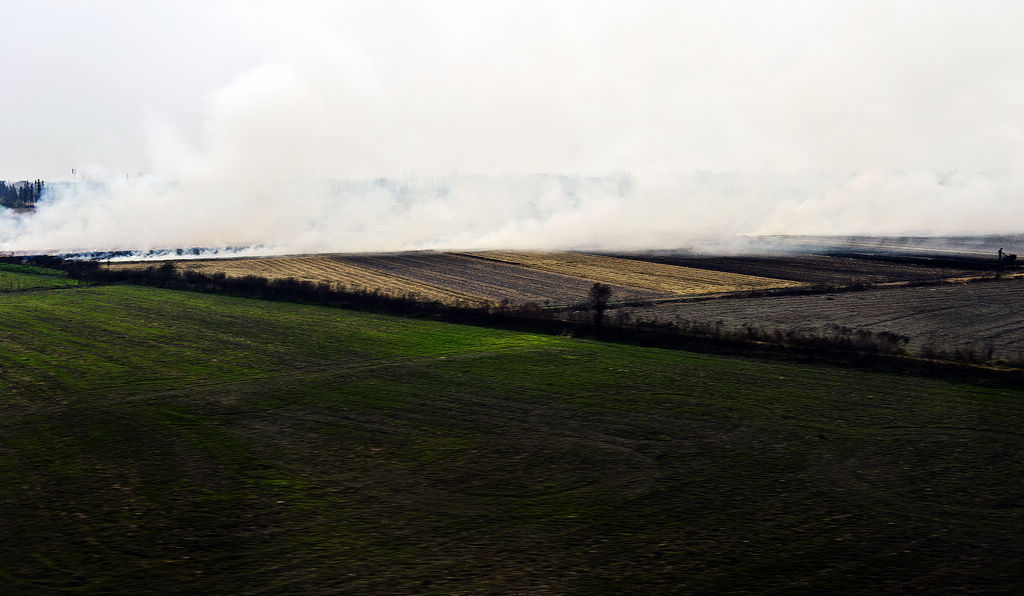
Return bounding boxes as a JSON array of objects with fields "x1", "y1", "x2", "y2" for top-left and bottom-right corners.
[
  {"x1": 335, "y1": 252, "x2": 669, "y2": 306},
  {"x1": 2, "y1": 280, "x2": 1024, "y2": 593},
  {"x1": 470, "y1": 250, "x2": 803, "y2": 295},
  {"x1": 614, "y1": 277, "x2": 1024, "y2": 362},
  {"x1": 110, "y1": 255, "x2": 485, "y2": 306},
  {"x1": 611, "y1": 252, "x2": 1007, "y2": 286}
]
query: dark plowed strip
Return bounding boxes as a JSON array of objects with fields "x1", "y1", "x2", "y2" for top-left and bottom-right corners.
[{"x1": 608, "y1": 253, "x2": 997, "y2": 285}]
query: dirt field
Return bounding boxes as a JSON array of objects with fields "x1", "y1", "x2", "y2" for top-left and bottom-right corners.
[
  {"x1": 468, "y1": 251, "x2": 802, "y2": 294},
  {"x1": 615, "y1": 278, "x2": 1024, "y2": 361},
  {"x1": 609, "y1": 253, "x2": 1005, "y2": 285},
  {"x1": 335, "y1": 252, "x2": 669, "y2": 306}
]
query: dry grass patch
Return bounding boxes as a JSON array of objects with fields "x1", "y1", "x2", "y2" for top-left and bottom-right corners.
[
  {"x1": 469, "y1": 251, "x2": 804, "y2": 295},
  {"x1": 110, "y1": 256, "x2": 485, "y2": 306}
]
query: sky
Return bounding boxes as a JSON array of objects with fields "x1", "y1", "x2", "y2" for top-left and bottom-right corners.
[{"x1": 1, "y1": 1, "x2": 1022, "y2": 254}]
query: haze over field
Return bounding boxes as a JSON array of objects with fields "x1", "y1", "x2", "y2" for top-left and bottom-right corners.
[{"x1": 1, "y1": 1, "x2": 1022, "y2": 254}]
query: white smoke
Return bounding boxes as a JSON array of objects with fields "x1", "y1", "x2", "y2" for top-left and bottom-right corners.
[{"x1": 1, "y1": 1, "x2": 1022, "y2": 254}]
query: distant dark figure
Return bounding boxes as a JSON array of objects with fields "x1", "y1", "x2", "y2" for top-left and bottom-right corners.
[{"x1": 999, "y1": 248, "x2": 1004, "y2": 261}]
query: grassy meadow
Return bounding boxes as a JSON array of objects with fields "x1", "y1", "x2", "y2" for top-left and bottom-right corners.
[
  {"x1": 0, "y1": 263, "x2": 81, "y2": 292},
  {"x1": 1, "y1": 280, "x2": 1023, "y2": 593}
]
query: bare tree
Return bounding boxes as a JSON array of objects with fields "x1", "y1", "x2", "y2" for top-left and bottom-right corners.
[{"x1": 588, "y1": 282, "x2": 612, "y2": 333}]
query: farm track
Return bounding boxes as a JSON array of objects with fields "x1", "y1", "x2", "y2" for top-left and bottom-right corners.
[
  {"x1": 468, "y1": 250, "x2": 803, "y2": 294},
  {"x1": 335, "y1": 252, "x2": 670, "y2": 306}
]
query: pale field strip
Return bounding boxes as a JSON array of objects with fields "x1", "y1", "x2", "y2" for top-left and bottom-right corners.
[
  {"x1": 110, "y1": 257, "x2": 487, "y2": 306},
  {"x1": 467, "y1": 251, "x2": 805, "y2": 295}
]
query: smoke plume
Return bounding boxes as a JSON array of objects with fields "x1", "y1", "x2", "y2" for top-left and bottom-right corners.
[{"x1": 1, "y1": 1, "x2": 1022, "y2": 255}]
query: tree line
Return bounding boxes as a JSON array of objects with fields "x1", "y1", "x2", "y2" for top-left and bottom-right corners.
[{"x1": 0, "y1": 180, "x2": 44, "y2": 209}]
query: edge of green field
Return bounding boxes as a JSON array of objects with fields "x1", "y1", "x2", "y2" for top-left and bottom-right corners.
[{"x1": 0, "y1": 262, "x2": 80, "y2": 291}]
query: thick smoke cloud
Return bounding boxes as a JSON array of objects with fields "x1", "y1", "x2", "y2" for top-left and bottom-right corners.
[{"x1": 1, "y1": 1, "x2": 1022, "y2": 254}]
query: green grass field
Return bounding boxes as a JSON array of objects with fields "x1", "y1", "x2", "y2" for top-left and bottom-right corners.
[
  {"x1": 0, "y1": 263, "x2": 81, "y2": 292},
  {"x1": 1, "y1": 282, "x2": 1023, "y2": 593}
]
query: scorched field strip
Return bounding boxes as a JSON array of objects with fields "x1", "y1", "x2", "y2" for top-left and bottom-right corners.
[{"x1": 468, "y1": 251, "x2": 804, "y2": 295}]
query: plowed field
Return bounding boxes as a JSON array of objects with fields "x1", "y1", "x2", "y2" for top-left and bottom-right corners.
[
  {"x1": 334, "y1": 253, "x2": 669, "y2": 306},
  {"x1": 611, "y1": 253, "x2": 1003, "y2": 285},
  {"x1": 470, "y1": 251, "x2": 803, "y2": 295},
  {"x1": 616, "y1": 278, "x2": 1024, "y2": 361},
  {"x1": 110, "y1": 256, "x2": 483, "y2": 305}
]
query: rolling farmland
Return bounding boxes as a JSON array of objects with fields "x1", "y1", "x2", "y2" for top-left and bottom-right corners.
[
  {"x1": 470, "y1": 250, "x2": 804, "y2": 294},
  {"x1": 104, "y1": 250, "x2": 1024, "y2": 364},
  {"x1": 113, "y1": 250, "x2": 1004, "y2": 314},
  {"x1": 2, "y1": 280, "x2": 1024, "y2": 593}
]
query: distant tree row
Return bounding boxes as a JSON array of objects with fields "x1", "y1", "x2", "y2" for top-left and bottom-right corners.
[{"x1": 0, "y1": 180, "x2": 44, "y2": 209}]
